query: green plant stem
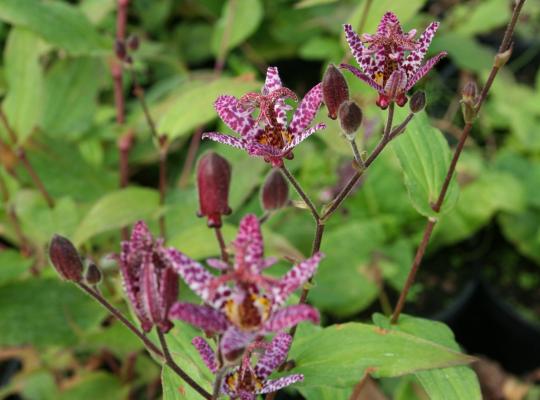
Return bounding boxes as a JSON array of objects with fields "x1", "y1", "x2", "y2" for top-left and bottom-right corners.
[
  {"x1": 349, "y1": 138, "x2": 364, "y2": 168},
  {"x1": 390, "y1": 0, "x2": 526, "y2": 324},
  {"x1": 157, "y1": 330, "x2": 212, "y2": 400},
  {"x1": 280, "y1": 164, "x2": 319, "y2": 221}
]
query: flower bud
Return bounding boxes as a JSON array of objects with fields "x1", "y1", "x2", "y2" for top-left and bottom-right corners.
[
  {"x1": 261, "y1": 169, "x2": 289, "y2": 211},
  {"x1": 85, "y1": 263, "x2": 102, "y2": 285},
  {"x1": 196, "y1": 152, "x2": 232, "y2": 228},
  {"x1": 322, "y1": 64, "x2": 349, "y2": 120},
  {"x1": 494, "y1": 47, "x2": 512, "y2": 68},
  {"x1": 126, "y1": 35, "x2": 140, "y2": 51},
  {"x1": 115, "y1": 40, "x2": 127, "y2": 61},
  {"x1": 461, "y1": 81, "x2": 478, "y2": 124},
  {"x1": 338, "y1": 101, "x2": 363, "y2": 140},
  {"x1": 409, "y1": 91, "x2": 426, "y2": 113},
  {"x1": 49, "y1": 235, "x2": 83, "y2": 282}
]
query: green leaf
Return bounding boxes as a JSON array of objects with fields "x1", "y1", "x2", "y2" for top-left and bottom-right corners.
[
  {"x1": 498, "y1": 209, "x2": 540, "y2": 264},
  {"x1": 42, "y1": 57, "x2": 102, "y2": 138},
  {"x1": 73, "y1": 187, "x2": 160, "y2": 246},
  {"x1": 451, "y1": 0, "x2": 510, "y2": 36},
  {"x1": 2, "y1": 28, "x2": 43, "y2": 142},
  {"x1": 0, "y1": 278, "x2": 104, "y2": 347},
  {"x1": 373, "y1": 314, "x2": 482, "y2": 400},
  {"x1": 0, "y1": 249, "x2": 32, "y2": 286},
  {"x1": 348, "y1": 0, "x2": 427, "y2": 33},
  {"x1": 158, "y1": 77, "x2": 260, "y2": 140},
  {"x1": 0, "y1": 0, "x2": 109, "y2": 55},
  {"x1": 57, "y1": 372, "x2": 129, "y2": 400},
  {"x1": 161, "y1": 322, "x2": 213, "y2": 400},
  {"x1": 391, "y1": 109, "x2": 459, "y2": 218},
  {"x1": 309, "y1": 221, "x2": 383, "y2": 317},
  {"x1": 289, "y1": 322, "x2": 474, "y2": 388},
  {"x1": 211, "y1": 0, "x2": 263, "y2": 56},
  {"x1": 298, "y1": 386, "x2": 351, "y2": 400},
  {"x1": 431, "y1": 33, "x2": 494, "y2": 72}
]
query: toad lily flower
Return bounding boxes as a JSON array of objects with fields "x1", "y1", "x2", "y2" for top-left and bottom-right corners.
[
  {"x1": 341, "y1": 12, "x2": 447, "y2": 109},
  {"x1": 192, "y1": 333, "x2": 303, "y2": 399},
  {"x1": 168, "y1": 214, "x2": 322, "y2": 361},
  {"x1": 118, "y1": 221, "x2": 179, "y2": 333},
  {"x1": 202, "y1": 67, "x2": 325, "y2": 167}
]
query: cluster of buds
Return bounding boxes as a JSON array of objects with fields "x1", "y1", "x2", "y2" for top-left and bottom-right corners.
[
  {"x1": 322, "y1": 64, "x2": 363, "y2": 142},
  {"x1": 115, "y1": 35, "x2": 140, "y2": 64}
]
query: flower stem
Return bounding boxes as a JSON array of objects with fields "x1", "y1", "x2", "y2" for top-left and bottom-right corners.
[
  {"x1": 157, "y1": 330, "x2": 212, "y2": 400},
  {"x1": 280, "y1": 164, "x2": 320, "y2": 221},
  {"x1": 0, "y1": 107, "x2": 55, "y2": 209},
  {"x1": 390, "y1": 0, "x2": 526, "y2": 324},
  {"x1": 214, "y1": 226, "x2": 229, "y2": 264},
  {"x1": 348, "y1": 138, "x2": 364, "y2": 168}
]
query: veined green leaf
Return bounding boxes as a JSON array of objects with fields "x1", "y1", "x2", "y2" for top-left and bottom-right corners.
[
  {"x1": 288, "y1": 322, "x2": 474, "y2": 388},
  {"x1": 373, "y1": 314, "x2": 481, "y2": 400},
  {"x1": 73, "y1": 187, "x2": 160, "y2": 246},
  {"x1": 0, "y1": 0, "x2": 109, "y2": 55},
  {"x1": 211, "y1": 0, "x2": 263, "y2": 57},
  {"x1": 158, "y1": 77, "x2": 260, "y2": 140},
  {"x1": 0, "y1": 278, "x2": 104, "y2": 347},
  {"x1": 392, "y1": 109, "x2": 459, "y2": 218},
  {"x1": 2, "y1": 28, "x2": 43, "y2": 142}
]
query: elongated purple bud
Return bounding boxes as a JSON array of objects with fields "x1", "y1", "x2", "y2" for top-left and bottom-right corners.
[
  {"x1": 409, "y1": 91, "x2": 426, "y2": 113},
  {"x1": 261, "y1": 169, "x2": 289, "y2": 211},
  {"x1": 196, "y1": 152, "x2": 232, "y2": 228},
  {"x1": 322, "y1": 64, "x2": 349, "y2": 120},
  {"x1": 338, "y1": 100, "x2": 363, "y2": 140},
  {"x1": 49, "y1": 235, "x2": 83, "y2": 282}
]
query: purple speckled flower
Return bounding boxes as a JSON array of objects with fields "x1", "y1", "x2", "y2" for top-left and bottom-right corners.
[
  {"x1": 203, "y1": 67, "x2": 325, "y2": 167},
  {"x1": 193, "y1": 333, "x2": 303, "y2": 399},
  {"x1": 168, "y1": 214, "x2": 322, "y2": 361},
  {"x1": 341, "y1": 12, "x2": 446, "y2": 109},
  {"x1": 118, "y1": 221, "x2": 179, "y2": 333}
]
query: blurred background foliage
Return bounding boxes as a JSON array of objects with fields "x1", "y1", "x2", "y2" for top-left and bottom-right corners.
[{"x1": 0, "y1": 0, "x2": 539, "y2": 399}]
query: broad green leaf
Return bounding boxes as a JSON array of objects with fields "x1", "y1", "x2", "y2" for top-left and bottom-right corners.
[
  {"x1": 2, "y1": 28, "x2": 43, "y2": 142},
  {"x1": 295, "y1": 0, "x2": 338, "y2": 8},
  {"x1": 431, "y1": 33, "x2": 494, "y2": 72},
  {"x1": 73, "y1": 187, "x2": 160, "y2": 245},
  {"x1": 158, "y1": 77, "x2": 260, "y2": 140},
  {"x1": 0, "y1": 0, "x2": 109, "y2": 55},
  {"x1": 299, "y1": 36, "x2": 342, "y2": 61},
  {"x1": 211, "y1": 0, "x2": 263, "y2": 56},
  {"x1": 162, "y1": 322, "x2": 213, "y2": 400},
  {"x1": 298, "y1": 386, "x2": 351, "y2": 399},
  {"x1": 289, "y1": 322, "x2": 474, "y2": 388},
  {"x1": 498, "y1": 210, "x2": 540, "y2": 264},
  {"x1": 80, "y1": 0, "x2": 116, "y2": 24},
  {"x1": 0, "y1": 278, "x2": 104, "y2": 347},
  {"x1": 57, "y1": 372, "x2": 129, "y2": 400},
  {"x1": 373, "y1": 314, "x2": 482, "y2": 400},
  {"x1": 392, "y1": 109, "x2": 459, "y2": 218},
  {"x1": 168, "y1": 223, "x2": 236, "y2": 260},
  {"x1": 310, "y1": 221, "x2": 383, "y2": 317},
  {"x1": 451, "y1": 0, "x2": 510, "y2": 36},
  {"x1": 0, "y1": 249, "x2": 32, "y2": 286},
  {"x1": 20, "y1": 137, "x2": 116, "y2": 203},
  {"x1": 43, "y1": 57, "x2": 102, "y2": 138},
  {"x1": 494, "y1": 150, "x2": 540, "y2": 208}
]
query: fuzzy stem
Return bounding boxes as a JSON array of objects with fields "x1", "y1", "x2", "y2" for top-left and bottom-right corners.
[
  {"x1": 157, "y1": 330, "x2": 212, "y2": 399},
  {"x1": 280, "y1": 164, "x2": 319, "y2": 221},
  {"x1": 349, "y1": 138, "x2": 364, "y2": 168},
  {"x1": 390, "y1": 0, "x2": 526, "y2": 324}
]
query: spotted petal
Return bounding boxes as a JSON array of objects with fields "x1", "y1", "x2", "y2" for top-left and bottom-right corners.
[
  {"x1": 289, "y1": 83, "x2": 323, "y2": 136},
  {"x1": 283, "y1": 123, "x2": 326, "y2": 153},
  {"x1": 214, "y1": 95, "x2": 258, "y2": 137},
  {"x1": 263, "y1": 304, "x2": 320, "y2": 332},
  {"x1": 405, "y1": 51, "x2": 447, "y2": 91},
  {"x1": 403, "y1": 22, "x2": 440, "y2": 78},
  {"x1": 271, "y1": 252, "x2": 323, "y2": 306},
  {"x1": 340, "y1": 64, "x2": 383, "y2": 93},
  {"x1": 343, "y1": 24, "x2": 376, "y2": 76},
  {"x1": 263, "y1": 66, "x2": 282, "y2": 95},
  {"x1": 255, "y1": 333, "x2": 292, "y2": 380},
  {"x1": 377, "y1": 11, "x2": 402, "y2": 36},
  {"x1": 169, "y1": 302, "x2": 228, "y2": 333},
  {"x1": 192, "y1": 337, "x2": 218, "y2": 373},
  {"x1": 259, "y1": 375, "x2": 304, "y2": 394},
  {"x1": 202, "y1": 132, "x2": 246, "y2": 150},
  {"x1": 220, "y1": 327, "x2": 256, "y2": 361},
  {"x1": 233, "y1": 214, "x2": 264, "y2": 271}
]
